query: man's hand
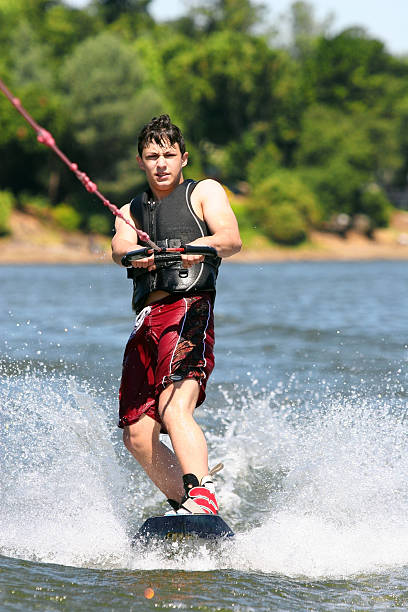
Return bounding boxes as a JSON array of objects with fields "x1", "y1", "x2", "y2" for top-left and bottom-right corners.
[
  {"x1": 132, "y1": 251, "x2": 203, "y2": 270},
  {"x1": 131, "y1": 253, "x2": 156, "y2": 271},
  {"x1": 180, "y1": 252, "x2": 204, "y2": 268}
]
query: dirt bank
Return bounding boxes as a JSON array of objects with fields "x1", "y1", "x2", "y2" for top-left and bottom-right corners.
[{"x1": 1, "y1": 210, "x2": 408, "y2": 265}]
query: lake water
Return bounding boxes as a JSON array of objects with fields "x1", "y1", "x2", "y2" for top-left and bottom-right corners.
[{"x1": 1, "y1": 261, "x2": 408, "y2": 611}]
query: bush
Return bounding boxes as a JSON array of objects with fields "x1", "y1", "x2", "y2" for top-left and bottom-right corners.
[
  {"x1": 251, "y1": 171, "x2": 321, "y2": 226},
  {"x1": 0, "y1": 190, "x2": 16, "y2": 236},
  {"x1": 52, "y1": 203, "x2": 82, "y2": 232},
  {"x1": 359, "y1": 184, "x2": 391, "y2": 228},
  {"x1": 247, "y1": 143, "x2": 282, "y2": 186},
  {"x1": 87, "y1": 213, "x2": 111, "y2": 235},
  {"x1": 248, "y1": 170, "x2": 321, "y2": 245},
  {"x1": 299, "y1": 161, "x2": 363, "y2": 219},
  {"x1": 20, "y1": 194, "x2": 51, "y2": 219},
  {"x1": 261, "y1": 203, "x2": 308, "y2": 245}
]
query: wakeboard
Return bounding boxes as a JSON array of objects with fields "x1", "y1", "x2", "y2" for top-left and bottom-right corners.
[{"x1": 135, "y1": 514, "x2": 234, "y2": 543}]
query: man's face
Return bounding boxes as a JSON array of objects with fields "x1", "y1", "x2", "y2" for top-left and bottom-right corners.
[{"x1": 137, "y1": 139, "x2": 188, "y2": 194}]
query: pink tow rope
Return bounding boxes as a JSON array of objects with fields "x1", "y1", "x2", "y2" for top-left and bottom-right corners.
[{"x1": 0, "y1": 78, "x2": 160, "y2": 250}]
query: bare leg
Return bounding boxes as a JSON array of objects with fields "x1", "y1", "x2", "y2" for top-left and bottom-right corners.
[
  {"x1": 123, "y1": 415, "x2": 184, "y2": 501},
  {"x1": 158, "y1": 379, "x2": 209, "y2": 482}
]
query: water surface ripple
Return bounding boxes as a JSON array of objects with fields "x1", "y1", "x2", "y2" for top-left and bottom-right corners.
[{"x1": 1, "y1": 261, "x2": 408, "y2": 610}]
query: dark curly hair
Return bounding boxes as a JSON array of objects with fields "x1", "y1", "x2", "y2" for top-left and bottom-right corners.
[{"x1": 137, "y1": 114, "x2": 185, "y2": 156}]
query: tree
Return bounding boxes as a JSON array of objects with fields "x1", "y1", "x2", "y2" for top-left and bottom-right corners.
[
  {"x1": 61, "y1": 31, "x2": 164, "y2": 204},
  {"x1": 43, "y1": 4, "x2": 101, "y2": 58},
  {"x1": 91, "y1": 0, "x2": 152, "y2": 24},
  {"x1": 161, "y1": 30, "x2": 302, "y2": 178},
  {"x1": 287, "y1": 1, "x2": 333, "y2": 61},
  {"x1": 185, "y1": 0, "x2": 267, "y2": 35},
  {"x1": 0, "y1": 17, "x2": 66, "y2": 198},
  {"x1": 306, "y1": 28, "x2": 407, "y2": 109},
  {"x1": 295, "y1": 105, "x2": 399, "y2": 224}
]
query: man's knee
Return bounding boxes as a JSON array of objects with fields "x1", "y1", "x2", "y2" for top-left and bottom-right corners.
[
  {"x1": 123, "y1": 417, "x2": 158, "y2": 457},
  {"x1": 123, "y1": 426, "x2": 139, "y2": 453},
  {"x1": 160, "y1": 403, "x2": 198, "y2": 436},
  {"x1": 159, "y1": 379, "x2": 199, "y2": 422}
]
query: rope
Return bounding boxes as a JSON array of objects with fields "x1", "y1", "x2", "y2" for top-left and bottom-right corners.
[{"x1": 0, "y1": 78, "x2": 160, "y2": 250}]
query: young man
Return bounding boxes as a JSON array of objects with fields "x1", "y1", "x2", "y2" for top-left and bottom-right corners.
[{"x1": 112, "y1": 114, "x2": 241, "y2": 515}]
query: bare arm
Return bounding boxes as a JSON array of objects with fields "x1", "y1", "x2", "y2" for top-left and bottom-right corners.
[
  {"x1": 111, "y1": 204, "x2": 156, "y2": 270},
  {"x1": 111, "y1": 204, "x2": 138, "y2": 265},
  {"x1": 112, "y1": 181, "x2": 242, "y2": 270},
  {"x1": 189, "y1": 179, "x2": 242, "y2": 258}
]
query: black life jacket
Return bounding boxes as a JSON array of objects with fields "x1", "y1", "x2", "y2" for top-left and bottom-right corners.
[{"x1": 127, "y1": 180, "x2": 221, "y2": 312}]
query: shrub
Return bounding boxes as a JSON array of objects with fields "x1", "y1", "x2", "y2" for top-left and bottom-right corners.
[
  {"x1": 251, "y1": 171, "x2": 321, "y2": 225},
  {"x1": 261, "y1": 203, "x2": 308, "y2": 245},
  {"x1": 0, "y1": 190, "x2": 16, "y2": 236},
  {"x1": 248, "y1": 170, "x2": 321, "y2": 245},
  {"x1": 52, "y1": 203, "x2": 82, "y2": 232},
  {"x1": 87, "y1": 213, "x2": 111, "y2": 235},
  {"x1": 359, "y1": 184, "x2": 391, "y2": 228},
  {"x1": 20, "y1": 194, "x2": 51, "y2": 219},
  {"x1": 247, "y1": 143, "x2": 282, "y2": 186},
  {"x1": 299, "y1": 161, "x2": 363, "y2": 219}
]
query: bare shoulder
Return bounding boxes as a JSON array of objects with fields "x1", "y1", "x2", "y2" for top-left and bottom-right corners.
[
  {"x1": 119, "y1": 202, "x2": 131, "y2": 216},
  {"x1": 194, "y1": 179, "x2": 229, "y2": 202}
]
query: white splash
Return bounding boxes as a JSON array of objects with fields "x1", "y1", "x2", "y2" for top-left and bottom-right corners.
[
  {"x1": 2, "y1": 367, "x2": 408, "y2": 579},
  {"x1": 0, "y1": 369, "x2": 134, "y2": 567},
  {"x1": 205, "y1": 390, "x2": 408, "y2": 578}
]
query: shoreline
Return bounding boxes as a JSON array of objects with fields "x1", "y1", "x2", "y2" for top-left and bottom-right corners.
[{"x1": 1, "y1": 210, "x2": 408, "y2": 265}]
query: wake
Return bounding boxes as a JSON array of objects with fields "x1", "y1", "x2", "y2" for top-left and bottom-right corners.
[{"x1": 1, "y1": 365, "x2": 408, "y2": 578}]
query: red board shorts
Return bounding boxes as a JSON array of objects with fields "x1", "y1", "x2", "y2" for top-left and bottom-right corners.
[{"x1": 118, "y1": 292, "x2": 215, "y2": 432}]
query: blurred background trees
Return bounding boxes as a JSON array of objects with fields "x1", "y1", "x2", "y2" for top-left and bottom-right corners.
[{"x1": 0, "y1": 0, "x2": 407, "y2": 245}]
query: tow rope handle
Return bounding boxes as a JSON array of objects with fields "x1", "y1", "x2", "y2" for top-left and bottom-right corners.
[
  {"x1": 121, "y1": 245, "x2": 218, "y2": 267},
  {"x1": 0, "y1": 78, "x2": 160, "y2": 250}
]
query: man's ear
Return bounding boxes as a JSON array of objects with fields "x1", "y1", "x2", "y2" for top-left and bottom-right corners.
[
  {"x1": 137, "y1": 155, "x2": 145, "y2": 171},
  {"x1": 181, "y1": 151, "x2": 189, "y2": 168}
]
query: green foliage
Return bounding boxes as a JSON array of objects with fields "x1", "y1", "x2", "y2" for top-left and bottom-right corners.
[
  {"x1": 360, "y1": 184, "x2": 391, "y2": 228},
  {"x1": 9, "y1": 21, "x2": 54, "y2": 90},
  {"x1": 247, "y1": 142, "x2": 283, "y2": 186},
  {"x1": 0, "y1": 190, "x2": 15, "y2": 235},
  {"x1": 185, "y1": 0, "x2": 267, "y2": 34},
  {"x1": 248, "y1": 170, "x2": 320, "y2": 244},
  {"x1": 0, "y1": 0, "x2": 407, "y2": 241},
  {"x1": 43, "y1": 5, "x2": 101, "y2": 58},
  {"x1": 162, "y1": 30, "x2": 299, "y2": 146},
  {"x1": 295, "y1": 105, "x2": 402, "y2": 223},
  {"x1": 52, "y1": 203, "x2": 82, "y2": 232},
  {"x1": 288, "y1": 1, "x2": 332, "y2": 61},
  {"x1": 87, "y1": 213, "x2": 112, "y2": 234},
  {"x1": 93, "y1": 0, "x2": 152, "y2": 25},
  {"x1": 306, "y1": 28, "x2": 408, "y2": 109},
  {"x1": 61, "y1": 31, "x2": 164, "y2": 201},
  {"x1": 20, "y1": 194, "x2": 52, "y2": 219},
  {"x1": 260, "y1": 203, "x2": 308, "y2": 245}
]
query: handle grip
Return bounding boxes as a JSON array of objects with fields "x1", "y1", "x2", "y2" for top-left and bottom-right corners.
[
  {"x1": 182, "y1": 245, "x2": 218, "y2": 257},
  {"x1": 122, "y1": 245, "x2": 218, "y2": 267},
  {"x1": 121, "y1": 247, "x2": 152, "y2": 267}
]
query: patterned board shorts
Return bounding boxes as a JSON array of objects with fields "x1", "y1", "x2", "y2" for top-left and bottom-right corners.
[{"x1": 118, "y1": 292, "x2": 215, "y2": 432}]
